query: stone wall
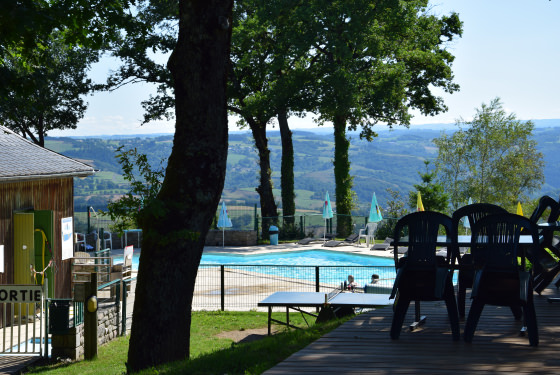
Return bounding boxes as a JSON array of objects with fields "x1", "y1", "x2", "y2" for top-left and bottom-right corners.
[
  {"x1": 98, "y1": 305, "x2": 120, "y2": 345},
  {"x1": 51, "y1": 324, "x2": 84, "y2": 360},
  {"x1": 51, "y1": 303, "x2": 124, "y2": 360},
  {"x1": 205, "y1": 230, "x2": 257, "y2": 246}
]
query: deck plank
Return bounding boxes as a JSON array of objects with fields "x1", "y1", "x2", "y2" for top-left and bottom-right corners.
[{"x1": 264, "y1": 286, "x2": 560, "y2": 374}]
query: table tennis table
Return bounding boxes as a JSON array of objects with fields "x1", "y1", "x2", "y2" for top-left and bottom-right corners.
[{"x1": 258, "y1": 291, "x2": 392, "y2": 335}]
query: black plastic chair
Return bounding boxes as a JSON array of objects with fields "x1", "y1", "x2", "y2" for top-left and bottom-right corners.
[
  {"x1": 451, "y1": 203, "x2": 508, "y2": 318},
  {"x1": 527, "y1": 195, "x2": 560, "y2": 294},
  {"x1": 389, "y1": 211, "x2": 460, "y2": 341},
  {"x1": 463, "y1": 213, "x2": 539, "y2": 346}
]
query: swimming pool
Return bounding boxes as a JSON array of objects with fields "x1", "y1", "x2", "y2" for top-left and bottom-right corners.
[
  {"x1": 122, "y1": 249, "x2": 393, "y2": 270},
  {"x1": 200, "y1": 250, "x2": 394, "y2": 267},
  {"x1": 122, "y1": 250, "x2": 395, "y2": 287}
]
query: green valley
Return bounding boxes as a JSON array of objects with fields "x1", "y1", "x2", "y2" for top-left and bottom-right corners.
[{"x1": 45, "y1": 122, "x2": 560, "y2": 216}]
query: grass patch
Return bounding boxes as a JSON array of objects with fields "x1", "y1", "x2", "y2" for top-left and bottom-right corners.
[
  {"x1": 25, "y1": 335, "x2": 130, "y2": 375},
  {"x1": 25, "y1": 310, "x2": 351, "y2": 375},
  {"x1": 45, "y1": 140, "x2": 77, "y2": 153},
  {"x1": 227, "y1": 153, "x2": 247, "y2": 165}
]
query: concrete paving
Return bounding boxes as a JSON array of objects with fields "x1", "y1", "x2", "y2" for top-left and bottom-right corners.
[{"x1": 202, "y1": 241, "x2": 395, "y2": 258}]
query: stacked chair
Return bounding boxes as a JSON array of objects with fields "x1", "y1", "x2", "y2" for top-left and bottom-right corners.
[
  {"x1": 451, "y1": 203, "x2": 508, "y2": 318},
  {"x1": 389, "y1": 211, "x2": 460, "y2": 341},
  {"x1": 528, "y1": 195, "x2": 560, "y2": 294},
  {"x1": 389, "y1": 200, "x2": 557, "y2": 346},
  {"x1": 463, "y1": 213, "x2": 540, "y2": 346}
]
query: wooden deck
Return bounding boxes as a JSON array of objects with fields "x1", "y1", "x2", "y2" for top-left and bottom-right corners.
[{"x1": 264, "y1": 286, "x2": 560, "y2": 374}]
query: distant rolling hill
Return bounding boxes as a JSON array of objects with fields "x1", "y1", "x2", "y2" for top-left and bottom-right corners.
[{"x1": 46, "y1": 119, "x2": 560, "y2": 214}]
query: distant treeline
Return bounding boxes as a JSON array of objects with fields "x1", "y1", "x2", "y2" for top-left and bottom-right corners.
[{"x1": 48, "y1": 124, "x2": 560, "y2": 214}]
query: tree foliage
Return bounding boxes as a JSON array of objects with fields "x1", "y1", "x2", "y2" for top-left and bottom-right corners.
[
  {"x1": 276, "y1": 0, "x2": 462, "y2": 235},
  {"x1": 105, "y1": 1, "x2": 305, "y2": 228},
  {"x1": 0, "y1": 1, "x2": 134, "y2": 144},
  {"x1": 98, "y1": 1, "x2": 463, "y2": 237},
  {"x1": 103, "y1": 0, "x2": 177, "y2": 124},
  {"x1": 0, "y1": 31, "x2": 98, "y2": 146},
  {"x1": 408, "y1": 161, "x2": 449, "y2": 212},
  {"x1": 227, "y1": 0, "x2": 317, "y2": 227},
  {"x1": 1, "y1": 0, "x2": 132, "y2": 88},
  {"x1": 5, "y1": 1, "x2": 132, "y2": 43},
  {"x1": 433, "y1": 98, "x2": 545, "y2": 210},
  {"x1": 278, "y1": 110, "x2": 296, "y2": 223},
  {"x1": 376, "y1": 188, "x2": 409, "y2": 239},
  {"x1": 104, "y1": 146, "x2": 164, "y2": 234}
]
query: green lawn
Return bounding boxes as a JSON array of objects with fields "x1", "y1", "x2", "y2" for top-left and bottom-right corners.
[
  {"x1": 92, "y1": 171, "x2": 127, "y2": 184},
  {"x1": 26, "y1": 310, "x2": 350, "y2": 375},
  {"x1": 45, "y1": 140, "x2": 77, "y2": 153}
]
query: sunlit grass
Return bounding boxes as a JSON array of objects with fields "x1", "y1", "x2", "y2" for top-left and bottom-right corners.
[{"x1": 26, "y1": 310, "x2": 350, "y2": 375}]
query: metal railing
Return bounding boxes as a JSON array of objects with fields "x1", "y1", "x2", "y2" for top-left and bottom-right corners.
[
  {"x1": 96, "y1": 276, "x2": 135, "y2": 336},
  {"x1": 93, "y1": 249, "x2": 111, "y2": 264},
  {"x1": 192, "y1": 264, "x2": 395, "y2": 311},
  {"x1": 1, "y1": 300, "x2": 45, "y2": 356},
  {"x1": 260, "y1": 215, "x2": 400, "y2": 242},
  {"x1": 71, "y1": 256, "x2": 113, "y2": 290},
  {"x1": 74, "y1": 207, "x2": 401, "y2": 243}
]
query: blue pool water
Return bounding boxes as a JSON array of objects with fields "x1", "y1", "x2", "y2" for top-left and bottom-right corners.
[
  {"x1": 200, "y1": 250, "x2": 394, "y2": 267},
  {"x1": 123, "y1": 250, "x2": 395, "y2": 287},
  {"x1": 118, "y1": 249, "x2": 457, "y2": 289},
  {"x1": 123, "y1": 249, "x2": 394, "y2": 271},
  {"x1": 10, "y1": 337, "x2": 50, "y2": 356}
]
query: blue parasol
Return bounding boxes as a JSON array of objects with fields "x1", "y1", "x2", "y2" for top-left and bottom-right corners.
[
  {"x1": 322, "y1": 192, "x2": 333, "y2": 241},
  {"x1": 368, "y1": 192, "x2": 383, "y2": 223},
  {"x1": 217, "y1": 201, "x2": 232, "y2": 247}
]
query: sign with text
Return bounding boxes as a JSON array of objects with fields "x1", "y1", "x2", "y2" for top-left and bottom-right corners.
[
  {"x1": 0, "y1": 285, "x2": 43, "y2": 303},
  {"x1": 124, "y1": 245, "x2": 133, "y2": 267},
  {"x1": 61, "y1": 217, "x2": 73, "y2": 260}
]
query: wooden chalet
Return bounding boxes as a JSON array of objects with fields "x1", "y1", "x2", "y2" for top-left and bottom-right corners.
[{"x1": 0, "y1": 125, "x2": 95, "y2": 300}]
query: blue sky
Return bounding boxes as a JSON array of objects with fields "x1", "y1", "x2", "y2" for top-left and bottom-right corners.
[{"x1": 50, "y1": 0, "x2": 560, "y2": 136}]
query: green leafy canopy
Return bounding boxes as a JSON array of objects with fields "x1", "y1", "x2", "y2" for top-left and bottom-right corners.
[
  {"x1": 104, "y1": 146, "x2": 165, "y2": 234},
  {"x1": 433, "y1": 97, "x2": 545, "y2": 210}
]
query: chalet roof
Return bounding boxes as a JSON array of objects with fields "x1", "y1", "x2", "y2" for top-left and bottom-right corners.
[{"x1": 0, "y1": 126, "x2": 95, "y2": 181}]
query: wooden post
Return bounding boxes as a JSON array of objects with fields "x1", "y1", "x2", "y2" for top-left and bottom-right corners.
[
  {"x1": 315, "y1": 267, "x2": 320, "y2": 313},
  {"x1": 84, "y1": 273, "x2": 98, "y2": 360}
]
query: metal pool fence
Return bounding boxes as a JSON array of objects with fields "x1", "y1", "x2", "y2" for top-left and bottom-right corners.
[
  {"x1": 74, "y1": 206, "x2": 401, "y2": 242},
  {"x1": 192, "y1": 264, "x2": 395, "y2": 311}
]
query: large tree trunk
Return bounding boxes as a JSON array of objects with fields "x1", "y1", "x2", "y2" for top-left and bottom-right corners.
[
  {"x1": 248, "y1": 118, "x2": 278, "y2": 236},
  {"x1": 127, "y1": 0, "x2": 233, "y2": 372},
  {"x1": 247, "y1": 120, "x2": 278, "y2": 238},
  {"x1": 333, "y1": 115, "x2": 353, "y2": 237},
  {"x1": 37, "y1": 116, "x2": 45, "y2": 147},
  {"x1": 278, "y1": 110, "x2": 295, "y2": 226}
]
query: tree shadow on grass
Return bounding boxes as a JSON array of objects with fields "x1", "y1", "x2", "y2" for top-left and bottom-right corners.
[{"x1": 146, "y1": 318, "x2": 347, "y2": 375}]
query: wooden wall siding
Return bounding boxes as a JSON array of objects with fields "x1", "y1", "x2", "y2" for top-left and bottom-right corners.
[{"x1": 0, "y1": 177, "x2": 74, "y2": 298}]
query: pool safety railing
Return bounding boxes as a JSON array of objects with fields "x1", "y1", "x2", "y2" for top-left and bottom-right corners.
[
  {"x1": 96, "y1": 276, "x2": 136, "y2": 337},
  {"x1": 1, "y1": 284, "x2": 47, "y2": 357},
  {"x1": 74, "y1": 207, "x2": 399, "y2": 243},
  {"x1": 192, "y1": 264, "x2": 395, "y2": 311}
]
